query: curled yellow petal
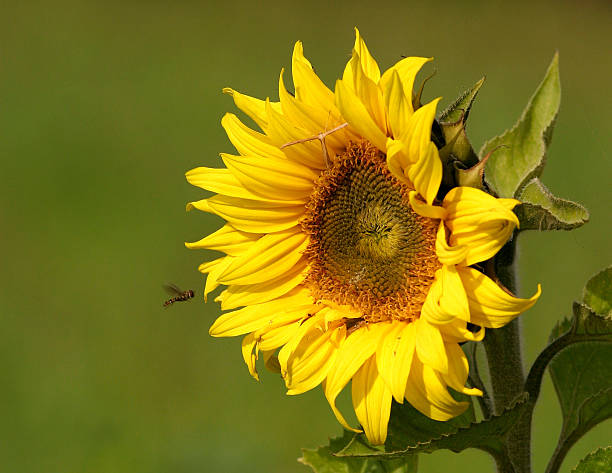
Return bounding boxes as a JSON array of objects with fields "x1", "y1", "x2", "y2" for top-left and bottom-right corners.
[
  {"x1": 458, "y1": 266, "x2": 541, "y2": 328},
  {"x1": 421, "y1": 265, "x2": 470, "y2": 325},
  {"x1": 443, "y1": 187, "x2": 520, "y2": 266}
]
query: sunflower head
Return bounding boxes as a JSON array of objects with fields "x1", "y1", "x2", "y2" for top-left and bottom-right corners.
[{"x1": 186, "y1": 28, "x2": 541, "y2": 445}]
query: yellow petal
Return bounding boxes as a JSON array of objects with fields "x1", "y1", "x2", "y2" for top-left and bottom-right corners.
[
  {"x1": 285, "y1": 325, "x2": 346, "y2": 395},
  {"x1": 199, "y1": 195, "x2": 304, "y2": 233},
  {"x1": 221, "y1": 152, "x2": 316, "y2": 201},
  {"x1": 222, "y1": 87, "x2": 281, "y2": 131},
  {"x1": 278, "y1": 69, "x2": 347, "y2": 151},
  {"x1": 185, "y1": 223, "x2": 261, "y2": 256},
  {"x1": 346, "y1": 28, "x2": 381, "y2": 84},
  {"x1": 435, "y1": 221, "x2": 468, "y2": 265},
  {"x1": 384, "y1": 98, "x2": 443, "y2": 205},
  {"x1": 375, "y1": 322, "x2": 416, "y2": 403},
  {"x1": 209, "y1": 287, "x2": 313, "y2": 337},
  {"x1": 218, "y1": 259, "x2": 308, "y2": 309},
  {"x1": 408, "y1": 191, "x2": 447, "y2": 219},
  {"x1": 408, "y1": 141, "x2": 442, "y2": 206},
  {"x1": 443, "y1": 187, "x2": 520, "y2": 266},
  {"x1": 264, "y1": 99, "x2": 326, "y2": 169},
  {"x1": 323, "y1": 323, "x2": 388, "y2": 432},
  {"x1": 254, "y1": 310, "x2": 314, "y2": 351},
  {"x1": 350, "y1": 57, "x2": 387, "y2": 134},
  {"x1": 335, "y1": 78, "x2": 387, "y2": 152},
  {"x1": 291, "y1": 41, "x2": 336, "y2": 111},
  {"x1": 437, "y1": 318, "x2": 485, "y2": 343},
  {"x1": 404, "y1": 356, "x2": 469, "y2": 421},
  {"x1": 202, "y1": 256, "x2": 234, "y2": 300},
  {"x1": 384, "y1": 70, "x2": 412, "y2": 139},
  {"x1": 442, "y1": 343, "x2": 483, "y2": 397},
  {"x1": 352, "y1": 355, "x2": 392, "y2": 445},
  {"x1": 458, "y1": 266, "x2": 541, "y2": 328},
  {"x1": 380, "y1": 56, "x2": 432, "y2": 109},
  {"x1": 221, "y1": 113, "x2": 285, "y2": 159},
  {"x1": 218, "y1": 228, "x2": 309, "y2": 285},
  {"x1": 421, "y1": 265, "x2": 470, "y2": 325},
  {"x1": 241, "y1": 333, "x2": 260, "y2": 380},
  {"x1": 415, "y1": 317, "x2": 448, "y2": 373}
]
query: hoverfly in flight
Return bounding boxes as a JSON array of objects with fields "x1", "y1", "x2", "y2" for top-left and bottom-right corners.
[{"x1": 163, "y1": 284, "x2": 195, "y2": 307}]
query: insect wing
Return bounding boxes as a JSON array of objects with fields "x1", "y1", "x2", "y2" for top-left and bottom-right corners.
[{"x1": 163, "y1": 283, "x2": 183, "y2": 296}]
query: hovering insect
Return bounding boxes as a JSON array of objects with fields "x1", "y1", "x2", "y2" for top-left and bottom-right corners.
[{"x1": 163, "y1": 284, "x2": 195, "y2": 307}]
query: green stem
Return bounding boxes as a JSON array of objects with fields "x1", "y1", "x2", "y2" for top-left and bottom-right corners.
[{"x1": 483, "y1": 238, "x2": 531, "y2": 473}]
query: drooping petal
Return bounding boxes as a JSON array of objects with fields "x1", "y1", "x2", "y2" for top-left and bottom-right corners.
[
  {"x1": 441, "y1": 343, "x2": 483, "y2": 397},
  {"x1": 421, "y1": 265, "x2": 470, "y2": 325},
  {"x1": 323, "y1": 323, "x2": 389, "y2": 431},
  {"x1": 375, "y1": 322, "x2": 417, "y2": 403},
  {"x1": 285, "y1": 324, "x2": 346, "y2": 396},
  {"x1": 352, "y1": 355, "x2": 393, "y2": 445},
  {"x1": 241, "y1": 333, "x2": 260, "y2": 380},
  {"x1": 194, "y1": 195, "x2": 304, "y2": 233},
  {"x1": 185, "y1": 223, "x2": 261, "y2": 256},
  {"x1": 209, "y1": 288, "x2": 313, "y2": 337},
  {"x1": 404, "y1": 356, "x2": 470, "y2": 421},
  {"x1": 415, "y1": 317, "x2": 448, "y2": 374},
  {"x1": 458, "y1": 266, "x2": 541, "y2": 328},
  {"x1": 218, "y1": 228, "x2": 309, "y2": 285},
  {"x1": 443, "y1": 187, "x2": 520, "y2": 266}
]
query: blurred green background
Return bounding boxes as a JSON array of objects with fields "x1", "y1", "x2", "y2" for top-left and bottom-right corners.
[{"x1": 1, "y1": 1, "x2": 611, "y2": 472}]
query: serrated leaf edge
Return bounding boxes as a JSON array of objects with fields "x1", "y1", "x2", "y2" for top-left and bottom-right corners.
[{"x1": 334, "y1": 394, "x2": 528, "y2": 459}]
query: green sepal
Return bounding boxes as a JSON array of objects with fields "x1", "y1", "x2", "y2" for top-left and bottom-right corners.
[
  {"x1": 481, "y1": 53, "x2": 560, "y2": 198},
  {"x1": 299, "y1": 430, "x2": 417, "y2": 473},
  {"x1": 514, "y1": 178, "x2": 589, "y2": 231},
  {"x1": 571, "y1": 446, "x2": 612, "y2": 473},
  {"x1": 438, "y1": 77, "x2": 485, "y2": 170}
]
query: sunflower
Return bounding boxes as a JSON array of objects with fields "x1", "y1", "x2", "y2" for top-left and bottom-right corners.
[{"x1": 185, "y1": 28, "x2": 541, "y2": 445}]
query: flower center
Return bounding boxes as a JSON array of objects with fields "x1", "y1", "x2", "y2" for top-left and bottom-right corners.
[{"x1": 302, "y1": 141, "x2": 440, "y2": 323}]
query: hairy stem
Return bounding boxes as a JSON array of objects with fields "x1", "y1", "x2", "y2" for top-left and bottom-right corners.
[{"x1": 483, "y1": 238, "x2": 531, "y2": 473}]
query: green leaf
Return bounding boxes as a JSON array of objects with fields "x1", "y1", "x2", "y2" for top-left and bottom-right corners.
[
  {"x1": 334, "y1": 394, "x2": 527, "y2": 460},
  {"x1": 583, "y1": 266, "x2": 612, "y2": 316},
  {"x1": 438, "y1": 77, "x2": 485, "y2": 168},
  {"x1": 514, "y1": 178, "x2": 589, "y2": 231},
  {"x1": 571, "y1": 446, "x2": 612, "y2": 473},
  {"x1": 544, "y1": 267, "x2": 612, "y2": 472},
  {"x1": 482, "y1": 53, "x2": 560, "y2": 198},
  {"x1": 299, "y1": 430, "x2": 417, "y2": 473}
]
